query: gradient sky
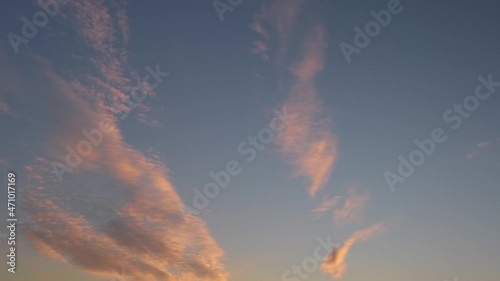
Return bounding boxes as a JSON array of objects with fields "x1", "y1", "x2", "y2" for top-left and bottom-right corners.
[{"x1": 0, "y1": 1, "x2": 499, "y2": 281}]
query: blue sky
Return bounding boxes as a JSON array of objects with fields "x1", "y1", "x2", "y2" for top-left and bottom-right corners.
[{"x1": 0, "y1": 1, "x2": 499, "y2": 281}]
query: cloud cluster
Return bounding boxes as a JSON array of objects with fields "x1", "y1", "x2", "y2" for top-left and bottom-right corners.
[
  {"x1": 250, "y1": 3, "x2": 389, "y2": 280},
  {"x1": 20, "y1": 1, "x2": 228, "y2": 280}
]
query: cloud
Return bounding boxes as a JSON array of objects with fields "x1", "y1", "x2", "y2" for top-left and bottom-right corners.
[
  {"x1": 19, "y1": 2, "x2": 228, "y2": 280},
  {"x1": 465, "y1": 139, "x2": 500, "y2": 159},
  {"x1": 0, "y1": 98, "x2": 20, "y2": 118},
  {"x1": 312, "y1": 195, "x2": 340, "y2": 218},
  {"x1": 137, "y1": 112, "x2": 163, "y2": 128},
  {"x1": 24, "y1": 64, "x2": 228, "y2": 281},
  {"x1": 477, "y1": 141, "x2": 490, "y2": 149},
  {"x1": 25, "y1": 154, "x2": 228, "y2": 281},
  {"x1": 250, "y1": 0, "x2": 307, "y2": 60},
  {"x1": 274, "y1": 25, "x2": 337, "y2": 197},
  {"x1": 252, "y1": 40, "x2": 269, "y2": 60},
  {"x1": 251, "y1": 0, "x2": 336, "y2": 197},
  {"x1": 0, "y1": 99, "x2": 10, "y2": 114},
  {"x1": 333, "y1": 187, "x2": 369, "y2": 225},
  {"x1": 61, "y1": 0, "x2": 153, "y2": 119},
  {"x1": 313, "y1": 187, "x2": 369, "y2": 224},
  {"x1": 321, "y1": 223, "x2": 386, "y2": 280}
]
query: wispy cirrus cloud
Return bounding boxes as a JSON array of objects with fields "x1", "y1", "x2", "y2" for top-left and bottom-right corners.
[
  {"x1": 252, "y1": 40, "x2": 269, "y2": 60},
  {"x1": 313, "y1": 186, "x2": 369, "y2": 225},
  {"x1": 275, "y1": 26, "x2": 337, "y2": 197},
  {"x1": 333, "y1": 187, "x2": 369, "y2": 225},
  {"x1": 0, "y1": 98, "x2": 10, "y2": 114},
  {"x1": 0, "y1": 98, "x2": 20, "y2": 118},
  {"x1": 251, "y1": 0, "x2": 306, "y2": 61},
  {"x1": 20, "y1": 1, "x2": 228, "y2": 281},
  {"x1": 465, "y1": 138, "x2": 500, "y2": 159},
  {"x1": 321, "y1": 222, "x2": 386, "y2": 280},
  {"x1": 60, "y1": 0, "x2": 158, "y2": 124},
  {"x1": 252, "y1": 1, "x2": 337, "y2": 198},
  {"x1": 312, "y1": 195, "x2": 341, "y2": 218}
]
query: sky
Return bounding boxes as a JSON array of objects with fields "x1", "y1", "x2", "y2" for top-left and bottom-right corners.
[{"x1": 0, "y1": 0, "x2": 499, "y2": 281}]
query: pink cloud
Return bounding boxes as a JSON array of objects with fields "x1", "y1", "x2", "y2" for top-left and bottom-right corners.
[
  {"x1": 477, "y1": 141, "x2": 490, "y2": 148},
  {"x1": 24, "y1": 67, "x2": 228, "y2": 281},
  {"x1": 322, "y1": 222, "x2": 386, "y2": 280},
  {"x1": 0, "y1": 99, "x2": 9, "y2": 114},
  {"x1": 252, "y1": 40, "x2": 270, "y2": 60},
  {"x1": 20, "y1": 2, "x2": 228, "y2": 280},
  {"x1": 465, "y1": 139, "x2": 499, "y2": 159},
  {"x1": 274, "y1": 26, "x2": 337, "y2": 197},
  {"x1": 251, "y1": 1, "x2": 337, "y2": 197},
  {"x1": 312, "y1": 187, "x2": 369, "y2": 224}
]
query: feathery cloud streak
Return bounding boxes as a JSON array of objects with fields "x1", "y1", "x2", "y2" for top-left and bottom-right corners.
[
  {"x1": 321, "y1": 223, "x2": 386, "y2": 279},
  {"x1": 333, "y1": 187, "x2": 369, "y2": 225},
  {"x1": 252, "y1": 1, "x2": 338, "y2": 197},
  {"x1": 21, "y1": 1, "x2": 228, "y2": 280},
  {"x1": 313, "y1": 186, "x2": 369, "y2": 225}
]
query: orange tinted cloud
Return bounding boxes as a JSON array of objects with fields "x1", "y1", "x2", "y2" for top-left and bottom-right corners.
[
  {"x1": 21, "y1": 1, "x2": 228, "y2": 280},
  {"x1": 23, "y1": 70, "x2": 228, "y2": 281},
  {"x1": 251, "y1": 2, "x2": 337, "y2": 197},
  {"x1": 24, "y1": 72, "x2": 228, "y2": 281},
  {"x1": 321, "y1": 223, "x2": 386, "y2": 279},
  {"x1": 274, "y1": 26, "x2": 337, "y2": 197},
  {"x1": 62, "y1": 0, "x2": 156, "y2": 122}
]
